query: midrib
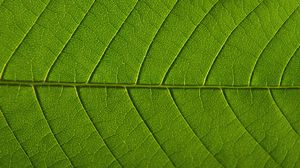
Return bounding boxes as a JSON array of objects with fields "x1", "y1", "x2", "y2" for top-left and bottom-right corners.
[{"x1": 0, "y1": 80, "x2": 299, "y2": 89}]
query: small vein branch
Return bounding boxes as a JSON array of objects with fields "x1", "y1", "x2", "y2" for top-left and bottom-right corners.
[
  {"x1": 32, "y1": 86, "x2": 74, "y2": 167},
  {"x1": 74, "y1": 86, "x2": 122, "y2": 167},
  {"x1": 87, "y1": 0, "x2": 139, "y2": 82},
  {"x1": 167, "y1": 89, "x2": 225, "y2": 168},
  {"x1": 220, "y1": 89, "x2": 281, "y2": 166},
  {"x1": 268, "y1": 89, "x2": 300, "y2": 138},
  {"x1": 44, "y1": 0, "x2": 97, "y2": 81},
  {"x1": 125, "y1": 88, "x2": 176, "y2": 167},
  {"x1": 0, "y1": 108, "x2": 34, "y2": 167},
  {"x1": 0, "y1": 1, "x2": 51, "y2": 80}
]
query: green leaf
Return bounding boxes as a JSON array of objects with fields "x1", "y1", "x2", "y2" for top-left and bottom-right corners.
[{"x1": 0, "y1": 0, "x2": 299, "y2": 167}]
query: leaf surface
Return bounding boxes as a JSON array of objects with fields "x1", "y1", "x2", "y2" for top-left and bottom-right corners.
[{"x1": 0, "y1": 0, "x2": 300, "y2": 167}]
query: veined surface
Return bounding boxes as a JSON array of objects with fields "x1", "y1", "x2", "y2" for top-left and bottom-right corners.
[{"x1": 0, "y1": 0, "x2": 300, "y2": 167}]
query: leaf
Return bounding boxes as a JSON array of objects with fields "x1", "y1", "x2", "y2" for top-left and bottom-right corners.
[{"x1": 0, "y1": 0, "x2": 299, "y2": 167}]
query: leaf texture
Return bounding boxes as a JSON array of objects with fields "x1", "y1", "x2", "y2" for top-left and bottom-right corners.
[{"x1": 0, "y1": 0, "x2": 300, "y2": 167}]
